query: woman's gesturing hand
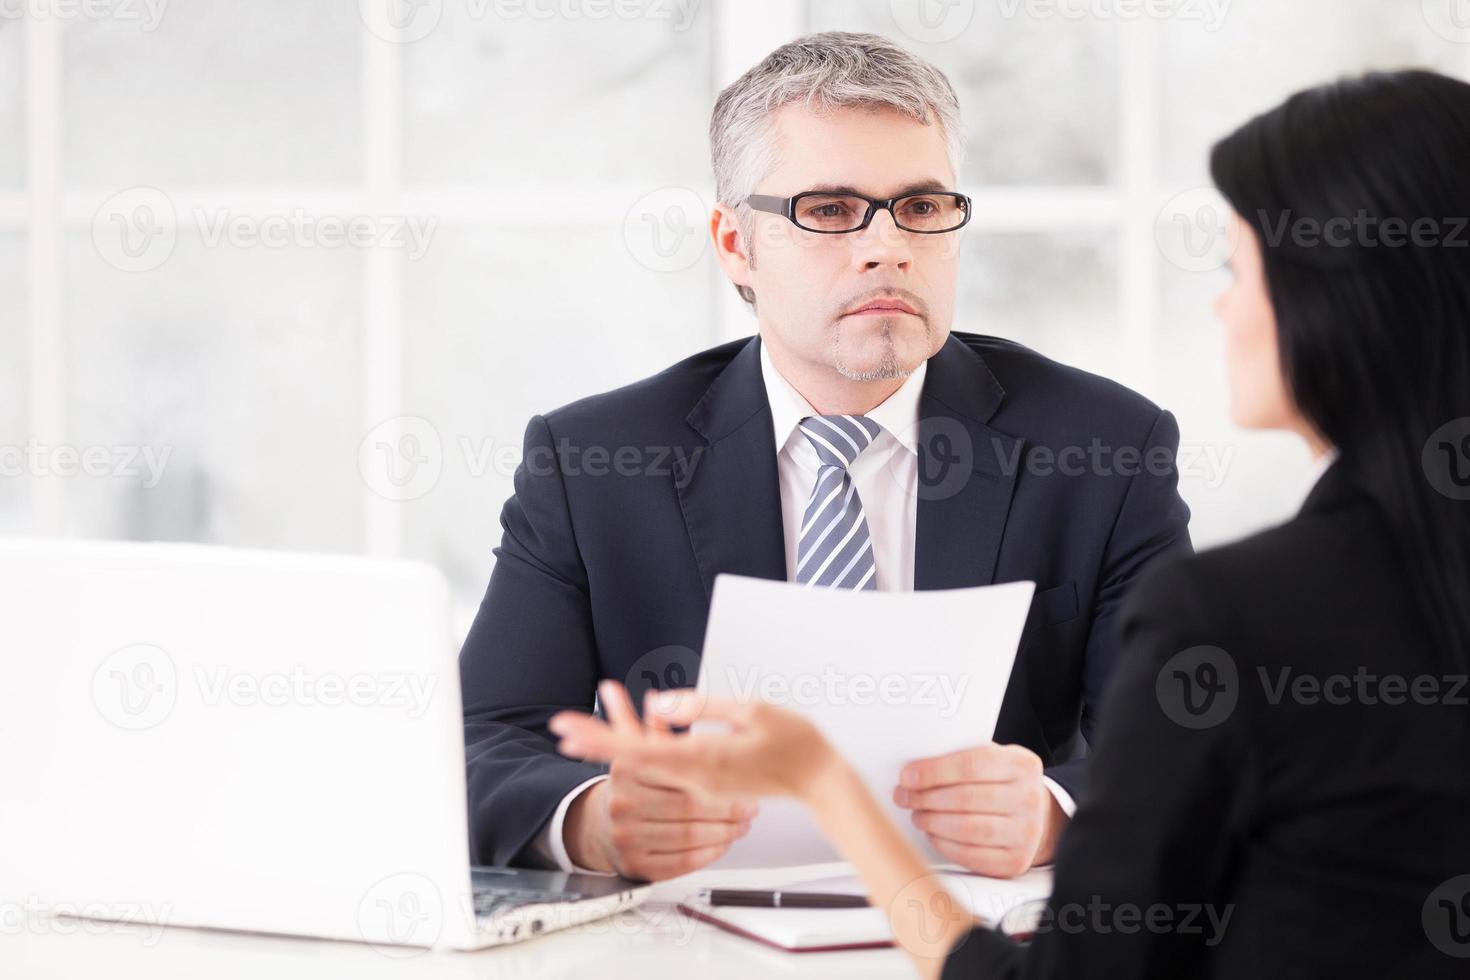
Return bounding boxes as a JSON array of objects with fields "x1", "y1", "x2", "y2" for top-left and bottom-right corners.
[
  {"x1": 555, "y1": 681, "x2": 975, "y2": 979},
  {"x1": 550, "y1": 681, "x2": 840, "y2": 802}
]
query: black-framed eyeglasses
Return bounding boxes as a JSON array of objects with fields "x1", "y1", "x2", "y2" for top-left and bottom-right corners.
[{"x1": 745, "y1": 190, "x2": 972, "y2": 234}]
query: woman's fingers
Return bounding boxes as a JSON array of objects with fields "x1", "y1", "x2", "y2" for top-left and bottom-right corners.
[
  {"x1": 548, "y1": 710, "x2": 598, "y2": 736},
  {"x1": 557, "y1": 688, "x2": 772, "y2": 798},
  {"x1": 599, "y1": 680, "x2": 642, "y2": 734},
  {"x1": 551, "y1": 692, "x2": 703, "y2": 766},
  {"x1": 642, "y1": 687, "x2": 708, "y2": 729},
  {"x1": 645, "y1": 690, "x2": 752, "y2": 729},
  {"x1": 550, "y1": 708, "x2": 649, "y2": 763},
  {"x1": 553, "y1": 714, "x2": 696, "y2": 769},
  {"x1": 643, "y1": 690, "x2": 677, "y2": 741}
]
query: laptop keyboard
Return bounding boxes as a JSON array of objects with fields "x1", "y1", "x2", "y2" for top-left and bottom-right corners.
[{"x1": 473, "y1": 887, "x2": 581, "y2": 920}]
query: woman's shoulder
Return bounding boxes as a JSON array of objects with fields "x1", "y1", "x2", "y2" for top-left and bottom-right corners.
[{"x1": 1120, "y1": 497, "x2": 1408, "y2": 670}]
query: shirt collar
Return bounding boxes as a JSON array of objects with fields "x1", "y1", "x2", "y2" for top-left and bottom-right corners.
[
  {"x1": 1303, "y1": 445, "x2": 1340, "y2": 498},
  {"x1": 759, "y1": 338, "x2": 927, "y2": 457}
]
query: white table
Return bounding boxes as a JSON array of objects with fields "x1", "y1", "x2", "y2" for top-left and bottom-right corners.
[{"x1": 2, "y1": 863, "x2": 917, "y2": 979}]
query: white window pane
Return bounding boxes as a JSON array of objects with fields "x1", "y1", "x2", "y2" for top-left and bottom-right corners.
[
  {"x1": 64, "y1": 231, "x2": 363, "y2": 550},
  {"x1": 0, "y1": 23, "x2": 22, "y2": 186},
  {"x1": 957, "y1": 231, "x2": 1121, "y2": 380},
  {"x1": 63, "y1": 2, "x2": 361, "y2": 185},
  {"x1": 1157, "y1": 0, "x2": 1468, "y2": 543},
  {"x1": 403, "y1": 6, "x2": 712, "y2": 185},
  {"x1": 1160, "y1": 0, "x2": 1469, "y2": 185},
  {"x1": 398, "y1": 224, "x2": 717, "y2": 611},
  {"x1": 1157, "y1": 262, "x2": 1312, "y2": 548},
  {"x1": 808, "y1": 0, "x2": 1119, "y2": 185},
  {"x1": 0, "y1": 232, "x2": 28, "y2": 532}
]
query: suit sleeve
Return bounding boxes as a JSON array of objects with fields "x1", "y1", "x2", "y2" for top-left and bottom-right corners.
[
  {"x1": 942, "y1": 560, "x2": 1252, "y2": 979},
  {"x1": 459, "y1": 413, "x2": 607, "y2": 867},
  {"x1": 1045, "y1": 407, "x2": 1193, "y2": 800}
]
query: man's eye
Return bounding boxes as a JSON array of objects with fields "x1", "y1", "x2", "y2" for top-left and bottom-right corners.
[
  {"x1": 810, "y1": 204, "x2": 851, "y2": 218},
  {"x1": 903, "y1": 199, "x2": 937, "y2": 215}
]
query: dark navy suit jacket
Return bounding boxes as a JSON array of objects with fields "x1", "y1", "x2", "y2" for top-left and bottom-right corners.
[{"x1": 460, "y1": 332, "x2": 1192, "y2": 866}]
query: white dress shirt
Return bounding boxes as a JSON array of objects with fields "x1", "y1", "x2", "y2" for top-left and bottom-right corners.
[
  {"x1": 531, "y1": 342, "x2": 1075, "y2": 873},
  {"x1": 763, "y1": 341, "x2": 925, "y2": 593}
]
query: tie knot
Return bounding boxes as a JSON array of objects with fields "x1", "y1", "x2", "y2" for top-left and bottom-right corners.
[{"x1": 798, "y1": 415, "x2": 883, "y2": 470}]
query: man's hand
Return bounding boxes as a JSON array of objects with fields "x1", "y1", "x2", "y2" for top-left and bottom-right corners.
[
  {"x1": 560, "y1": 682, "x2": 757, "y2": 881},
  {"x1": 893, "y1": 743, "x2": 1067, "y2": 879}
]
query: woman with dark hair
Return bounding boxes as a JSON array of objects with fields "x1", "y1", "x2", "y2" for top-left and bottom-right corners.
[{"x1": 549, "y1": 69, "x2": 1470, "y2": 978}]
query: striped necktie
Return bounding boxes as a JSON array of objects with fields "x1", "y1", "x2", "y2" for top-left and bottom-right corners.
[{"x1": 795, "y1": 415, "x2": 882, "y2": 590}]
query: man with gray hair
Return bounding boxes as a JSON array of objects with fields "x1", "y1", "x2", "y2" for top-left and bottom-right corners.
[{"x1": 460, "y1": 31, "x2": 1191, "y2": 881}]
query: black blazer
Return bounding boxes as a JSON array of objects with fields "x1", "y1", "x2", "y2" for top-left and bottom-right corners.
[
  {"x1": 459, "y1": 332, "x2": 1192, "y2": 865},
  {"x1": 943, "y1": 460, "x2": 1470, "y2": 978}
]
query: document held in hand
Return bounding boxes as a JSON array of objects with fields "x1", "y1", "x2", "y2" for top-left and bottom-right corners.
[{"x1": 694, "y1": 574, "x2": 1037, "y2": 868}]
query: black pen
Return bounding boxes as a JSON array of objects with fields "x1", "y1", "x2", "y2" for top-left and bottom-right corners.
[{"x1": 700, "y1": 888, "x2": 870, "y2": 909}]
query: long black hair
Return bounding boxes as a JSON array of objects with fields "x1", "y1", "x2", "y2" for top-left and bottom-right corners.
[{"x1": 1210, "y1": 69, "x2": 1470, "y2": 670}]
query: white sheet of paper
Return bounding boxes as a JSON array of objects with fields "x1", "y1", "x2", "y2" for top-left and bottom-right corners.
[
  {"x1": 683, "y1": 867, "x2": 1054, "y2": 949},
  {"x1": 695, "y1": 574, "x2": 1037, "y2": 868},
  {"x1": 797, "y1": 866, "x2": 1055, "y2": 924}
]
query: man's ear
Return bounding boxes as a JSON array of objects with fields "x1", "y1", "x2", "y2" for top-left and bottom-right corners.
[{"x1": 709, "y1": 203, "x2": 753, "y2": 292}]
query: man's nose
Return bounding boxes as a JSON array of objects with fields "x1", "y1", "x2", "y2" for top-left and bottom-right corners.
[{"x1": 848, "y1": 206, "x2": 913, "y2": 269}]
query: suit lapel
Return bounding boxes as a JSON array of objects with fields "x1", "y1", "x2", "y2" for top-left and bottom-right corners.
[
  {"x1": 675, "y1": 336, "x2": 787, "y2": 599},
  {"x1": 914, "y1": 335, "x2": 1023, "y2": 591},
  {"x1": 1298, "y1": 456, "x2": 1359, "y2": 517},
  {"x1": 676, "y1": 333, "x2": 1021, "y2": 596}
]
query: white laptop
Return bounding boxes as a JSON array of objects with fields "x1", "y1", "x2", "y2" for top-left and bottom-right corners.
[{"x1": 0, "y1": 539, "x2": 649, "y2": 950}]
